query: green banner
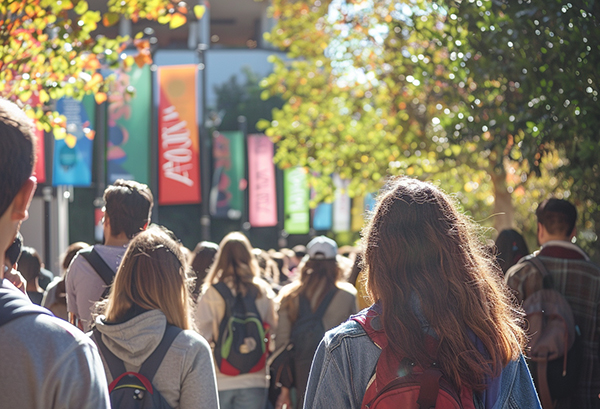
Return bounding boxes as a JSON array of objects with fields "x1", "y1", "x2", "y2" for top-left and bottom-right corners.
[
  {"x1": 210, "y1": 131, "x2": 245, "y2": 219},
  {"x1": 107, "y1": 65, "x2": 151, "y2": 184},
  {"x1": 284, "y1": 167, "x2": 310, "y2": 234}
]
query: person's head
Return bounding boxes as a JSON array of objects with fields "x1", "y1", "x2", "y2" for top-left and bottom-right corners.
[
  {"x1": 535, "y1": 198, "x2": 577, "y2": 244},
  {"x1": 0, "y1": 99, "x2": 37, "y2": 275},
  {"x1": 290, "y1": 244, "x2": 306, "y2": 269},
  {"x1": 494, "y1": 229, "x2": 529, "y2": 275},
  {"x1": 279, "y1": 236, "x2": 342, "y2": 318},
  {"x1": 101, "y1": 227, "x2": 192, "y2": 329},
  {"x1": 103, "y1": 179, "x2": 153, "y2": 240},
  {"x1": 363, "y1": 177, "x2": 524, "y2": 391},
  {"x1": 17, "y1": 246, "x2": 42, "y2": 284},
  {"x1": 190, "y1": 241, "x2": 219, "y2": 299},
  {"x1": 203, "y1": 232, "x2": 260, "y2": 296},
  {"x1": 61, "y1": 241, "x2": 90, "y2": 274}
]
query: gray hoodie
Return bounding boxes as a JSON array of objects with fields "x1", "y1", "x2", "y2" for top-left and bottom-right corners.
[{"x1": 93, "y1": 309, "x2": 219, "y2": 409}]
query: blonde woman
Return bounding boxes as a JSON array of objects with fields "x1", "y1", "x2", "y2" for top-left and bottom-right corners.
[
  {"x1": 92, "y1": 227, "x2": 219, "y2": 409},
  {"x1": 195, "y1": 232, "x2": 277, "y2": 409}
]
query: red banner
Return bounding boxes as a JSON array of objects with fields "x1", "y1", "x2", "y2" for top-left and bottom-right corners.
[
  {"x1": 248, "y1": 134, "x2": 277, "y2": 227},
  {"x1": 33, "y1": 125, "x2": 46, "y2": 184},
  {"x1": 157, "y1": 65, "x2": 201, "y2": 205}
]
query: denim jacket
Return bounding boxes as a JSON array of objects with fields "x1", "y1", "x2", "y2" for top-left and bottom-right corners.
[{"x1": 303, "y1": 319, "x2": 541, "y2": 409}]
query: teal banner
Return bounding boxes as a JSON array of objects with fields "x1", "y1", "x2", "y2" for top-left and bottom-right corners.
[
  {"x1": 107, "y1": 65, "x2": 151, "y2": 184},
  {"x1": 210, "y1": 131, "x2": 245, "y2": 219}
]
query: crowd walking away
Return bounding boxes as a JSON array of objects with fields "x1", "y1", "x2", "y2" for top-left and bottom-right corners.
[{"x1": 6, "y1": 96, "x2": 600, "y2": 409}]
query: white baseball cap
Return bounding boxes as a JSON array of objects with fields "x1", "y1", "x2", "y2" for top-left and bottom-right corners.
[{"x1": 306, "y1": 236, "x2": 338, "y2": 260}]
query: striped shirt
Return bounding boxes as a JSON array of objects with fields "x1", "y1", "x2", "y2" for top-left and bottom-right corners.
[{"x1": 506, "y1": 243, "x2": 600, "y2": 409}]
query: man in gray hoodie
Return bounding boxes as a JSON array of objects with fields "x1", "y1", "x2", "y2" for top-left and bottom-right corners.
[{"x1": 0, "y1": 98, "x2": 110, "y2": 408}]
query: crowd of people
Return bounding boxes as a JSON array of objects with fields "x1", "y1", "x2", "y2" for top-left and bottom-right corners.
[{"x1": 2, "y1": 97, "x2": 600, "y2": 409}]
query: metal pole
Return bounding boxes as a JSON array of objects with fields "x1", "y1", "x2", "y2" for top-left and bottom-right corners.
[
  {"x1": 198, "y1": 2, "x2": 211, "y2": 240},
  {"x1": 239, "y1": 116, "x2": 249, "y2": 232}
]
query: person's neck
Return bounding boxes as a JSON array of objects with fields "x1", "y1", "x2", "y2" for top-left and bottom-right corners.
[
  {"x1": 26, "y1": 279, "x2": 42, "y2": 293},
  {"x1": 104, "y1": 235, "x2": 130, "y2": 247}
]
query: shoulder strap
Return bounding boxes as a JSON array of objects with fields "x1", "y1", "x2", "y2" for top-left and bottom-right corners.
[
  {"x1": 213, "y1": 282, "x2": 235, "y2": 305},
  {"x1": 139, "y1": 325, "x2": 183, "y2": 382},
  {"x1": 93, "y1": 329, "x2": 127, "y2": 380},
  {"x1": 0, "y1": 284, "x2": 53, "y2": 326},
  {"x1": 313, "y1": 287, "x2": 338, "y2": 319},
  {"x1": 79, "y1": 247, "x2": 115, "y2": 287},
  {"x1": 524, "y1": 255, "x2": 554, "y2": 289}
]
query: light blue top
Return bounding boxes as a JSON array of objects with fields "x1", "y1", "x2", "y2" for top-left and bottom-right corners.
[{"x1": 303, "y1": 318, "x2": 542, "y2": 409}]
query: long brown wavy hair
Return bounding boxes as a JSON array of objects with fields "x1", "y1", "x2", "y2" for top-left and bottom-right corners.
[
  {"x1": 363, "y1": 177, "x2": 525, "y2": 391},
  {"x1": 203, "y1": 232, "x2": 261, "y2": 298},
  {"x1": 101, "y1": 227, "x2": 193, "y2": 330},
  {"x1": 278, "y1": 258, "x2": 341, "y2": 322}
]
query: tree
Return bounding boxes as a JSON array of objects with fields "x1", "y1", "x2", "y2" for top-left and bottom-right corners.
[
  {"x1": 0, "y1": 0, "x2": 206, "y2": 135},
  {"x1": 262, "y1": 0, "x2": 599, "y2": 256}
]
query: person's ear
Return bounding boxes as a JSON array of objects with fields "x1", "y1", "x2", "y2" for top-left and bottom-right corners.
[
  {"x1": 569, "y1": 227, "x2": 577, "y2": 240},
  {"x1": 11, "y1": 177, "x2": 37, "y2": 222}
]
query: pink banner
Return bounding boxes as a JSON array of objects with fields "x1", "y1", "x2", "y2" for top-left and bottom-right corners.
[
  {"x1": 248, "y1": 134, "x2": 277, "y2": 227},
  {"x1": 33, "y1": 125, "x2": 46, "y2": 184}
]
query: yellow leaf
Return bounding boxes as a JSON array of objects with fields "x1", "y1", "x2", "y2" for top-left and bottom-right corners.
[
  {"x1": 95, "y1": 92, "x2": 107, "y2": 104},
  {"x1": 135, "y1": 31, "x2": 144, "y2": 39},
  {"x1": 169, "y1": 13, "x2": 186, "y2": 29},
  {"x1": 19, "y1": 90, "x2": 33, "y2": 102},
  {"x1": 39, "y1": 90, "x2": 49, "y2": 103},
  {"x1": 65, "y1": 134, "x2": 77, "y2": 148},
  {"x1": 194, "y1": 5, "x2": 206, "y2": 20},
  {"x1": 54, "y1": 127, "x2": 66, "y2": 140}
]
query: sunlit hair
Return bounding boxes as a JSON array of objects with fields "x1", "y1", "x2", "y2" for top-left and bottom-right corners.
[
  {"x1": 190, "y1": 241, "x2": 219, "y2": 300},
  {"x1": 278, "y1": 257, "x2": 342, "y2": 322},
  {"x1": 62, "y1": 241, "x2": 90, "y2": 273},
  {"x1": 363, "y1": 177, "x2": 525, "y2": 391},
  {"x1": 101, "y1": 227, "x2": 193, "y2": 330},
  {"x1": 203, "y1": 232, "x2": 261, "y2": 297}
]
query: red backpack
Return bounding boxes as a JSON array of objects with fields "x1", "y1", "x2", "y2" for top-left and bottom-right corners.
[{"x1": 352, "y1": 310, "x2": 476, "y2": 409}]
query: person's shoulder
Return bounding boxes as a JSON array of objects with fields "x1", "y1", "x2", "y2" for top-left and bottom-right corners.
[
  {"x1": 505, "y1": 255, "x2": 536, "y2": 280},
  {"x1": 7, "y1": 312, "x2": 93, "y2": 349},
  {"x1": 174, "y1": 328, "x2": 212, "y2": 351},
  {"x1": 322, "y1": 317, "x2": 367, "y2": 350},
  {"x1": 335, "y1": 281, "x2": 358, "y2": 296}
]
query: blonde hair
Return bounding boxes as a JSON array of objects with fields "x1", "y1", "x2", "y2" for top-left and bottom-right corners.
[
  {"x1": 102, "y1": 227, "x2": 193, "y2": 330},
  {"x1": 203, "y1": 232, "x2": 261, "y2": 297}
]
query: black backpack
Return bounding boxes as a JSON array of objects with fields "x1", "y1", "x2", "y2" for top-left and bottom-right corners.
[
  {"x1": 79, "y1": 246, "x2": 116, "y2": 299},
  {"x1": 0, "y1": 283, "x2": 53, "y2": 326},
  {"x1": 521, "y1": 256, "x2": 583, "y2": 409},
  {"x1": 290, "y1": 288, "x2": 338, "y2": 399},
  {"x1": 213, "y1": 282, "x2": 268, "y2": 376},
  {"x1": 93, "y1": 325, "x2": 182, "y2": 409}
]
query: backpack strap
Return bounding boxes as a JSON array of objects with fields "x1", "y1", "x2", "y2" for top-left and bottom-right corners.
[
  {"x1": 214, "y1": 281, "x2": 262, "y2": 319},
  {"x1": 139, "y1": 325, "x2": 183, "y2": 382},
  {"x1": 92, "y1": 329, "x2": 127, "y2": 381},
  {"x1": 79, "y1": 247, "x2": 116, "y2": 288},
  {"x1": 313, "y1": 287, "x2": 338, "y2": 319},
  {"x1": 93, "y1": 324, "x2": 183, "y2": 385},
  {"x1": 0, "y1": 281, "x2": 53, "y2": 326},
  {"x1": 524, "y1": 255, "x2": 554, "y2": 289}
]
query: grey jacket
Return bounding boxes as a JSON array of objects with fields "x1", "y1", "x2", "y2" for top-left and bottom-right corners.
[
  {"x1": 93, "y1": 309, "x2": 219, "y2": 409},
  {"x1": 0, "y1": 281, "x2": 110, "y2": 409}
]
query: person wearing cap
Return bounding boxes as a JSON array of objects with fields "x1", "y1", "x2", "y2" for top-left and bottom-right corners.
[{"x1": 272, "y1": 236, "x2": 357, "y2": 409}]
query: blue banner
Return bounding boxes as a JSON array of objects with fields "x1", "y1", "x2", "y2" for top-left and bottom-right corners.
[
  {"x1": 52, "y1": 98, "x2": 94, "y2": 187},
  {"x1": 313, "y1": 203, "x2": 333, "y2": 231}
]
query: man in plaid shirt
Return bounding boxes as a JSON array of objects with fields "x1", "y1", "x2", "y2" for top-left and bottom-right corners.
[{"x1": 506, "y1": 198, "x2": 600, "y2": 409}]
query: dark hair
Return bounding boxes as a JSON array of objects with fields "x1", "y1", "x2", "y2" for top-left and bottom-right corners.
[
  {"x1": 0, "y1": 99, "x2": 36, "y2": 218},
  {"x1": 536, "y1": 198, "x2": 577, "y2": 237},
  {"x1": 62, "y1": 242, "x2": 90, "y2": 272},
  {"x1": 292, "y1": 245, "x2": 307, "y2": 259},
  {"x1": 103, "y1": 179, "x2": 154, "y2": 239},
  {"x1": 18, "y1": 246, "x2": 42, "y2": 282},
  {"x1": 190, "y1": 241, "x2": 218, "y2": 300},
  {"x1": 363, "y1": 177, "x2": 525, "y2": 391},
  {"x1": 495, "y1": 229, "x2": 529, "y2": 275}
]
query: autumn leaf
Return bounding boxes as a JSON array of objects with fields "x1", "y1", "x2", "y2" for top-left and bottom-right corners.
[
  {"x1": 95, "y1": 92, "x2": 107, "y2": 104},
  {"x1": 194, "y1": 5, "x2": 206, "y2": 20},
  {"x1": 169, "y1": 13, "x2": 186, "y2": 29},
  {"x1": 103, "y1": 12, "x2": 120, "y2": 27}
]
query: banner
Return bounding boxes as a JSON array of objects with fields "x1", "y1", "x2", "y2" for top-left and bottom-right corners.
[
  {"x1": 52, "y1": 97, "x2": 95, "y2": 186},
  {"x1": 107, "y1": 65, "x2": 151, "y2": 184},
  {"x1": 351, "y1": 195, "x2": 365, "y2": 232},
  {"x1": 332, "y1": 174, "x2": 351, "y2": 232},
  {"x1": 248, "y1": 134, "x2": 277, "y2": 227},
  {"x1": 210, "y1": 131, "x2": 245, "y2": 219},
  {"x1": 157, "y1": 65, "x2": 201, "y2": 205},
  {"x1": 284, "y1": 167, "x2": 310, "y2": 234},
  {"x1": 313, "y1": 203, "x2": 333, "y2": 231},
  {"x1": 33, "y1": 125, "x2": 46, "y2": 184}
]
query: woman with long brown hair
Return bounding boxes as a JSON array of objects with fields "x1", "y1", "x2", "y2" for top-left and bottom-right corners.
[
  {"x1": 195, "y1": 232, "x2": 277, "y2": 409},
  {"x1": 273, "y1": 236, "x2": 357, "y2": 409},
  {"x1": 304, "y1": 177, "x2": 540, "y2": 408},
  {"x1": 92, "y1": 227, "x2": 219, "y2": 408}
]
